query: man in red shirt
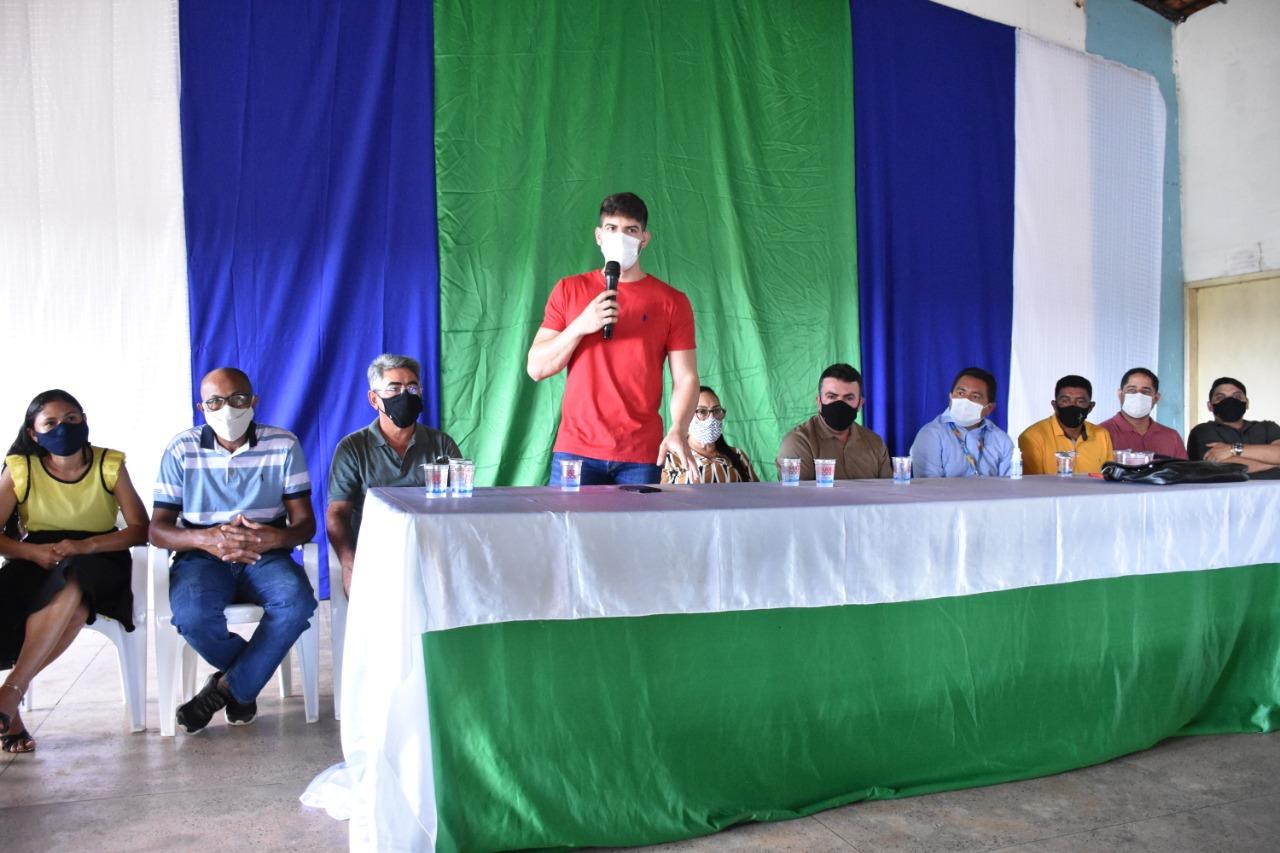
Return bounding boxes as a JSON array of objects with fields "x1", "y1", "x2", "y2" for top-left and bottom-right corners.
[
  {"x1": 1098, "y1": 367, "x2": 1187, "y2": 459},
  {"x1": 527, "y1": 192, "x2": 699, "y2": 485}
]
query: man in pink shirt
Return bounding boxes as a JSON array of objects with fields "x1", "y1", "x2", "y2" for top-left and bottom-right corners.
[{"x1": 1099, "y1": 367, "x2": 1187, "y2": 459}]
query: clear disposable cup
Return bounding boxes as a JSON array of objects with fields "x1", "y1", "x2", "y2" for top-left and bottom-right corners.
[
  {"x1": 892, "y1": 456, "x2": 912, "y2": 485},
  {"x1": 1055, "y1": 451, "x2": 1077, "y2": 477},
  {"x1": 422, "y1": 462, "x2": 449, "y2": 497},
  {"x1": 560, "y1": 458, "x2": 583, "y2": 491},
  {"x1": 814, "y1": 458, "x2": 836, "y2": 487},
  {"x1": 1130, "y1": 451, "x2": 1154, "y2": 465},
  {"x1": 779, "y1": 457, "x2": 801, "y2": 485},
  {"x1": 1114, "y1": 450, "x2": 1131, "y2": 464},
  {"x1": 450, "y1": 459, "x2": 475, "y2": 496}
]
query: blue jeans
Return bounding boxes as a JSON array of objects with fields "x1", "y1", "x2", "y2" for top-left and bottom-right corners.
[
  {"x1": 169, "y1": 549, "x2": 317, "y2": 703},
  {"x1": 549, "y1": 451, "x2": 661, "y2": 486}
]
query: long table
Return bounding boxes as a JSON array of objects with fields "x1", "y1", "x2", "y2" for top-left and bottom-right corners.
[{"x1": 328, "y1": 476, "x2": 1280, "y2": 852}]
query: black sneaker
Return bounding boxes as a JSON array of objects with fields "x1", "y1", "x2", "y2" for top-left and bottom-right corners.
[
  {"x1": 176, "y1": 673, "x2": 230, "y2": 734},
  {"x1": 225, "y1": 691, "x2": 257, "y2": 726}
]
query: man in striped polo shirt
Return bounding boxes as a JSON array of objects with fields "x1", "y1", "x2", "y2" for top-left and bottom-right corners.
[{"x1": 150, "y1": 367, "x2": 317, "y2": 734}]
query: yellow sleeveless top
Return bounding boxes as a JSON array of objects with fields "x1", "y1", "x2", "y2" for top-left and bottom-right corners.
[{"x1": 6, "y1": 446, "x2": 124, "y2": 534}]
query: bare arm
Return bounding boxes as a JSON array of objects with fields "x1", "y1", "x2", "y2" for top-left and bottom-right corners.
[
  {"x1": 1204, "y1": 440, "x2": 1280, "y2": 468},
  {"x1": 326, "y1": 500, "x2": 357, "y2": 596},
  {"x1": 526, "y1": 290, "x2": 619, "y2": 381},
  {"x1": 656, "y1": 348, "x2": 699, "y2": 467},
  {"x1": 149, "y1": 506, "x2": 224, "y2": 556},
  {"x1": 0, "y1": 468, "x2": 55, "y2": 567}
]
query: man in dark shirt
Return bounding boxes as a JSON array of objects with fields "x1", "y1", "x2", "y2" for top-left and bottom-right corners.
[
  {"x1": 1187, "y1": 376, "x2": 1280, "y2": 479},
  {"x1": 327, "y1": 354, "x2": 461, "y2": 596}
]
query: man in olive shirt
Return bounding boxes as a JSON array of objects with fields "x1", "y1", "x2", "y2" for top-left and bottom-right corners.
[
  {"x1": 327, "y1": 354, "x2": 461, "y2": 596},
  {"x1": 776, "y1": 363, "x2": 891, "y2": 480},
  {"x1": 1188, "y1": 376, "x2": 1280, "y2": 479}
]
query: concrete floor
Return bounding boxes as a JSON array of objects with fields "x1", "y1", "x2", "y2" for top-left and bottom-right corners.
[{"x1": 3, "y1": 609, "x2": 1279, "y2": 853}]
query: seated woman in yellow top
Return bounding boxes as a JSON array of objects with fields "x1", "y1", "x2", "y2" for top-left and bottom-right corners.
[
  {"x1": 0, "y1": 390, "x2": 149, "y2": 753},
  {"x1": 662, "y1": 386, "x2": 758, "y2": 484}
]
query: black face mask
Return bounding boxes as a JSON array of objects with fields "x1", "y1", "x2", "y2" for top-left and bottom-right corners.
[
  {"x1": 382, "y1": 392, "x2": 424, "y2": 428},
  {"x1": 1055, "y1": 405, "x2": 1090, "y2": 430},
  {"x1": 1212, "y1": 397, "x2": 1247, "y2": 423},
  {"x1": 820, "y1": 400, "x2": 858, "y2": 432}
]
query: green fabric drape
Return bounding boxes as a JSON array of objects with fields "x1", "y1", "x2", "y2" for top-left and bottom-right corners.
[
  {"x1": 423, "y1": 563, "x2": 1280, "y2": 852},
  {"x1": 434, "y1": 0, "x2": 858, "y2": 484}
]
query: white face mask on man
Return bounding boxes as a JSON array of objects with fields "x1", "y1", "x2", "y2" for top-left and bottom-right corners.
[
  {"x1": 599, "y1": 231, "x2": 641, "y2": 272},
  {"x1": 205, "y1": 405, "x2": 254, "y2": 443},
  {"x1": 948, "y1": 396, "x2": 985, "y2": 428},
  {"x1": 1121, "y1": 393, "x2": 1154, "y2": 419}
]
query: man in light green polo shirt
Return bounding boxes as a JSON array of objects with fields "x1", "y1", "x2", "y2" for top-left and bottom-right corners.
[{"x1": 326, "y1": 354, "x2": 461, "y2": 596}]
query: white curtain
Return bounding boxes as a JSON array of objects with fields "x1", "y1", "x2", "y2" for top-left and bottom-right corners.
[
  {"x1": 0, "y1": 0, "x2": 190, "y2": 501},
  {"x1": 1007, "y1": 33, "x2": 1165, "y2": 436}
]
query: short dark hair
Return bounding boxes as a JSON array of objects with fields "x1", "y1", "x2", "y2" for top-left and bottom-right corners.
[
  {"x1": 1054, "y1": 374, "x2": 1093, "y2": 399},
  {"x1": 8, "y1": 389, "x2": 85, "y2": 457},
  {"x1": 599, "y1": 192, "x2": 648, "y2": 228},
  {"x1": 819, "y1": 363, "x2": 862, "y2": 394},
  {"x1": 1120, "y1": 368, "x2": 1159, "y2": 391},
  {"x1": 1209, "y1": 376, "x2": 1247, "y2": 399},
  {"x1": 951, "y1": 367, "x2": 996, "y2": 402}
]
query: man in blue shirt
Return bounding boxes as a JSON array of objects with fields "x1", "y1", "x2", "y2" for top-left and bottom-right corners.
[
  {"x1": 909, "y1": 367, "x2": 1013, "y2": 478},
  {"x1": 150, "y1": 367, "x2": 317, "y2": 734}
]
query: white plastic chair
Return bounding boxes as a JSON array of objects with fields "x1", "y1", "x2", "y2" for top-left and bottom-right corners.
[
  {"x1": 327, "y1": 544, "x2": 348, "y2": 720},
  {"x1": 10, "y1": 545, "x2": 148, "y2": 732},
  {"x1": 152, "y1": 543, "x2": 321, "y2": 736}
]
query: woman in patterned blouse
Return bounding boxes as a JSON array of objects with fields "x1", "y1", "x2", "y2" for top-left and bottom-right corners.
[{"x1": 662, "y1": 386, "x2": 758, "y2": 484}]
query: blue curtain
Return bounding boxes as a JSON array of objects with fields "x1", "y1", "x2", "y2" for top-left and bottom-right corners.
[
  {"x1": 852, "y1": 0, "x2": 1016, "y2": 456},
  {"x1": 179, "y1": 0, "x2": 439, "y2": 596}
]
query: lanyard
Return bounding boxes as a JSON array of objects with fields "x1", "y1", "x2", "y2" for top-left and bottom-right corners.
[{"x1": 948, "y1": 422, "x2": 985, "y2": 474}]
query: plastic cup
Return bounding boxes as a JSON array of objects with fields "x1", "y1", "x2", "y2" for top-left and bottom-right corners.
[
  {"x1": 814, "y1": 458, "x2": 836, "y2": 487},
  {"x1": 1114, "y1": 450, "x2": 1131, "y2": 464},
  {"x1": 779, "y1": 457, "x2": 801, "y2": 485},
  {"x1": 892, "y1": 456, "x2": 912, "y2": 485},
  {"x1": 560, "y1": 458, "x2": 583, "y2": 491},
  {"x1": 1055, "y1": 451, "x2": 1077, "y2": 477},
  {"x1": 1131, "y1": 451, "x2": 1154, "y2": 465},
  {"x1": 450, "y1": 459, "x2": 475, "y2": 496},
  {"x1": 422, "y1": 462, "x2": 449, "y2": 497}
]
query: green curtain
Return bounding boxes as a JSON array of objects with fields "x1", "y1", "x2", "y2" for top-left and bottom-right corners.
[{"x1": 434, "y1": 0, "x2": 859, "y2": 485}]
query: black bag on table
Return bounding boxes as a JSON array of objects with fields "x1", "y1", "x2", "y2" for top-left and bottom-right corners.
[{"x1": 1101, "y1": 459, "x2": 1249, "y2": 485}]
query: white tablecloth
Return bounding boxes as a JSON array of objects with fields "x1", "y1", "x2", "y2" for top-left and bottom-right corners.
[{"x1": 318, "y1": 476, "x2": 1280, "y2": 851}]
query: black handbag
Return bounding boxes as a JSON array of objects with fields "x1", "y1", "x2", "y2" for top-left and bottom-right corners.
[{"x1": 1101, "y1": 459, "x2": 1249, "y2": 485}]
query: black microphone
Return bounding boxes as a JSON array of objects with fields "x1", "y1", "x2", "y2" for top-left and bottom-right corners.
[{"x1": 602, "y1": 260, "x2": 620, "y2": 340}]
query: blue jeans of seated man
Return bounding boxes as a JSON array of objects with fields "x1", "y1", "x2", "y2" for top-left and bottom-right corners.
[
  {"x1": 549, "y1": 451, "x2": 661, "y2": 486},
  {"x1": 169, "y1": 548, "x2": 317, "y2": 704}
]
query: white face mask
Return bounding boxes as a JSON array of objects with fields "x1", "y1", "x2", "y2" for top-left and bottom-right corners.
[
  {"x1": 1121, "y1": 392, "x2": 1154, "y2": 419},
  {"x1": 206, "y1": 405, "x2": 254, "y2": 443},
  {"x1": 599, "y1": 231, "x2": 641, "y2": 272},
  {"x1": 948, "y1": 396, "x2": 985, "y2": 428},
  {"x1": 689, "y1": 416, "x2": 723, "y2": 447}
]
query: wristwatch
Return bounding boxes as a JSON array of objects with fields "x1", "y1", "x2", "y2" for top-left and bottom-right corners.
[{"x1": 1232, "y1": 442, "x2": 1244, "y2": 456}]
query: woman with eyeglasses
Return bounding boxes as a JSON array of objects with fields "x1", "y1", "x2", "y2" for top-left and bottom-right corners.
[
  {"x1": 661, "y1": 386, "x2": 759, "y2": 484},
  {"x1": 0, "y1": 390, "x2": 149, "y2": 753}
]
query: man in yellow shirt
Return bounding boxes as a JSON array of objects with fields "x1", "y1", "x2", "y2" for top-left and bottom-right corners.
[{"x1": 1018, "y1": 374, "x2": 1114, "y2": 475}]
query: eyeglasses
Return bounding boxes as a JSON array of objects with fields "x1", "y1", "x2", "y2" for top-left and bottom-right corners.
[
  {"x1": 202, "y1": 393, "x2": 253, "y2": 411},
  {"x1": 693, "y1": 406, "x2": 726, "y2": 420},
  {"x1": 376, "y1": 383, "x2": 422, "y2": 399}
]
